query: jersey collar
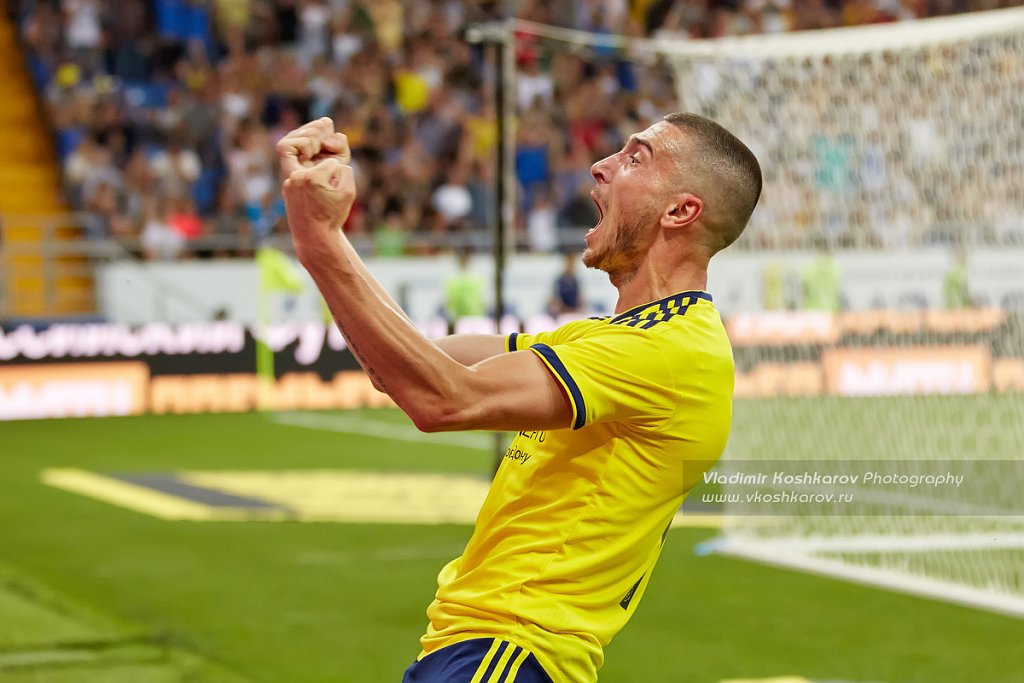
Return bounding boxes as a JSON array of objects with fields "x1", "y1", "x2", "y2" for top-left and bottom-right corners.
[{"x1": 609, "y1": 290, "x2": 713, "y2": 324}]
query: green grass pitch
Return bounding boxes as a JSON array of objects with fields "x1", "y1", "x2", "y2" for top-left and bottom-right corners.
[{"x1": 1, "y1": 399, "x2": 1023, "y2": 682}]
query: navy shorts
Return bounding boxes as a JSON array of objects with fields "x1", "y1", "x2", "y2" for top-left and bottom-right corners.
[{"x1": 402, "y1": 637, "x2": 554, "y2": 683}]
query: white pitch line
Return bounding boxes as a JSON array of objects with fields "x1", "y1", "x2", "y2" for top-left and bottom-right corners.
[{"x1": 268, "y1": 411, "x2": 493, "y2": 450}]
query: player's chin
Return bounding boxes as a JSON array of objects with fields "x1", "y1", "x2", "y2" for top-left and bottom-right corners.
[
  {"x1": 583, "y1": 225, "x2": 607, "y2": 264},
  {"x1": 581, "y1": 244, "x2": 603, "y2": 270}
]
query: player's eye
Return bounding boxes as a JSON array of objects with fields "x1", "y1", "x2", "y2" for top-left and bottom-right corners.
[{"x1": 629, "y1": 155, "x2": 639, "y2": 166}]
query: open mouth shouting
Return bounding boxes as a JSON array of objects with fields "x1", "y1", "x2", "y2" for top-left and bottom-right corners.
[{"x1": 587, "y1": 189, "x2": 606, "y2": 245}]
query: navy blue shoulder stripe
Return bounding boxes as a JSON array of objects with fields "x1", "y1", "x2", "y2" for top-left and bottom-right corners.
[
  {"x1": 530, "y1": 343, "x2": 587, "y2": 430},
  {"x1": 508, "y1": 332, "x2": 519, "y2": 351},
  {"x1": 610, "y1": 290, "x2": 712, "y2": 324}
]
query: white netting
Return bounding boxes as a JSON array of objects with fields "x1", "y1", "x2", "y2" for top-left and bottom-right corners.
[
  {"x1": 715, "y1": 307, "x2": 1024, "y2": 617},
  {"x1": 660, "y1": 10, "x2": 1024, "y2": 616},
  {"x1": 664, "y1": 7, "x2": 1024, "y2": 249}
]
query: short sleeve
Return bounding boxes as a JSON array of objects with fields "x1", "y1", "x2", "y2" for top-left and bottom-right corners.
[
  {"x1": 526, "y1": 325, "x2": 677, "y2": 430},
  {"x1": 508, "y1": 330, "x2": 548, "y2": 352},
  {"x1": 506, "y1": 317, "x2": 608, "y2": 353},
  {"x1": 506, "y1": 331, "x2": 529, "y2": 352}
]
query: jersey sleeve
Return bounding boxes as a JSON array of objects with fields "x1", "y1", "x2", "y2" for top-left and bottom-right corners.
[
  {"x1": 506, "y1": 330, "x2": 540, "y2": 352},
  {"x1": 525, "y1": 325, "x2": 677, "y2": 430},
  {"x1": 505, "y1": 318, "x2": 608, "y2": 353}
]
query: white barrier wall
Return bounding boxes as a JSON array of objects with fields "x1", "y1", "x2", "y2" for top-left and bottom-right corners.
[{"x1": 96, "y1": 249, "x2": 1024, "y2": 324}]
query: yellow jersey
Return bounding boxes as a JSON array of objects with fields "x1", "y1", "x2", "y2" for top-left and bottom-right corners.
[{"x1": 419, "y1": 291, "x2": 735, "y2": 682}]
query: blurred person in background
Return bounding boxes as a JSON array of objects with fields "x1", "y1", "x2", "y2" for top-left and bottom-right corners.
[
  {"x1": 375, "y1": 198, "x2": 409, "y2": 258},
  {"x1": 150, "y1": 139, "x2": 202, "y2": 199},
  {"x1": 432, "y1": 166, "x2": 474, "y2": 230},
  {"x1": 943, "y1": 247, "x2": 971, "y2": 310},
  {"x1": 209, "y1": 187, "x2": 249, "y2": 257},
  {"x1": 527, "y1": 186, "x2": 558, "y2": 253},
  {"x1": 168, "y1": 195, "x2": 204, "y2": 244},
  {"x1": 546, "y1": 250, "x2": 585, "y2": 317},
  {"x1": 141, "y1": 196, "x2": 184, "y2": 261},
  {"x1": 443, "y1": 249, "x2": 486, "y2": 326},
  {"x1": 761, "y1": 262, "x2": 788, "y2": 310},
  {"x1": 62, "y1": 0, "x2": 103, "y2": 76},
  {"x1": 801, "y1": 240, "x2": 843, "y2": 312}
]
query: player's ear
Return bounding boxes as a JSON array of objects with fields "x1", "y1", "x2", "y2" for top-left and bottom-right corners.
[{"x1": 660, "y1": 193, "x2": 703, "y2": 231}]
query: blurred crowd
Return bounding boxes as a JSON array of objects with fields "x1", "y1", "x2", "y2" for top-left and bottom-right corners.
[
  {"x1": 690, "y1": 29, "x2": 1024, "y2": 249},
  {"x1": 14, "y1": 0, "x2": 1024, "y2": 261}
]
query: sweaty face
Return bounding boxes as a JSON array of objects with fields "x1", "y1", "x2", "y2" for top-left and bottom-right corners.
[{"x1": 582, "y1": 122, "x2": 680, "y2": 281}]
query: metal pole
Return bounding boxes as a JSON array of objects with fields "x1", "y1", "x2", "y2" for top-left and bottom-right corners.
[
  {"x1": 500, "y1": 22, "x2": 517, "y2": 272},
  {"x1": 493, "y1": 34, "x2": 507, "y2": 330},
  {"x1": 466, "y1": 20, "x2": 516, "y2": 332},
  {"x1": 491, "y1": 24, "x2": 514, "y2": 473},
  {"x1": 467, "y1": 20, "x2": 517, "y2": 474}
]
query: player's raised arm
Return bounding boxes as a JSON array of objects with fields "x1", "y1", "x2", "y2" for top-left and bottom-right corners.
[
  {"x1": 279, "y1": 118, "x2": 572, "y2": 432},
  {"x1": 278, "y1": 119, "x2": 514, "y2": 382},
  {"x1": 276, "y1": 118, "x2": 409, "y2": 322},
  {"x1": 434, "y1": 335, "x2": 507, "y2": 366}
]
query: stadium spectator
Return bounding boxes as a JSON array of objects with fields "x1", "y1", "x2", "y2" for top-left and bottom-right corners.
[
  {"x1": 150, "y1": 140, "x2": 202, "y2": 199},
  {"x1": 526, "y1": 186, "x2": 558, "y2": 253},
  {"x1": 62, "y1": 0, "x2": 102, "y2": 75},
  {"x1": 432, "y1": 166, "x2": 474, "y2": 228},
  {"x1": 13, "y1": 0, "x2": 1022, "y2": 259},
  {"x1": 801, "y1": 242, "x2": 843, "y2": 312},
  {"x1": 546, "y1": 250, "x2": 585, "y2": 317},
  {"x1": 443, "y1": 250, "x2": 486, "y2": 324},
  {"x1": 944, "y1": 248, "x2": 971, "y2": 309},
  {"x1": 167, "y1": 195, "x2": 203, "y2": 242},
  {"x1": 141, "y1": 196, "x2": 185, "y2": 261},
  {"x1": 374, "y1": 199, "x2": 409, "y2": 257},
  {"x1": 208, "y1": 186, "x2": 250, "y2": 257}
]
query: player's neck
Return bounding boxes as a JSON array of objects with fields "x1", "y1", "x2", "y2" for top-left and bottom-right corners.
[{"x1": 611, "y1": 259, "x2": 709, "y2": 315}]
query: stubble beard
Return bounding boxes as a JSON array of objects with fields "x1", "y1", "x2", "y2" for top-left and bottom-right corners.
[{"x1": 583, "y1": 206, "x2": 657, "y2": 285}]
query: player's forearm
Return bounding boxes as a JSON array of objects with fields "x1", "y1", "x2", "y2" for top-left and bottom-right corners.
[
  {"x1": 298, "y1": 232, "x2": 414, "y2": 391},
  {"x1": 331, "y1": 244, "x2": 510, "y2": 368},
  {"x1": 300, "y1": 240, "x2": 476, "y2": 428},
  {"x1": 330, "y1": 233, "x2": 411, "y2": 322}
]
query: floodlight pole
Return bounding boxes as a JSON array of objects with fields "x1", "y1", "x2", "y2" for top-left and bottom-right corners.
[{"x1": 467, "y1": 20, "x2": 517, "y2": 473}]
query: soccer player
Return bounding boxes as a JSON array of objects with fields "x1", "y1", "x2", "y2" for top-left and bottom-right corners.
[{"x1": 277, "y1": 113, "x2": 762, "y2": 683}]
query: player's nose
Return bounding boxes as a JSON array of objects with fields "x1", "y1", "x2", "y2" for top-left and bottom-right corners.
[{"x1": 591, "y1": 155, "x2": 613, "y2": 185}]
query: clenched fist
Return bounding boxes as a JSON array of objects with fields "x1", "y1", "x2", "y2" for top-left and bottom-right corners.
[{"x1": 277, "y1": 117, "x2": 356, "y2": 262}]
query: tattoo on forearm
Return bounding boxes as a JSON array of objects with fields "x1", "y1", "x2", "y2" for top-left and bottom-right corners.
[{"x1": 334, "y1": 317, "x2": 391, "y2": 395}]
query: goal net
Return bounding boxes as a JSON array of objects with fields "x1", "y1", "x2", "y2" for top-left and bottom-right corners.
[
  {"x1": 713, "y1": 307, "x2": 1024, "y2": 617},
  {"x1": 663, "y1": 7, "x2": 1024, "y2": 250},
  {"x1": 509, "y1": 7, "x2": 1024, "y2": 617},
  {"x1": 659, "y1": 9, "x2": 1024, "y2": 618}
]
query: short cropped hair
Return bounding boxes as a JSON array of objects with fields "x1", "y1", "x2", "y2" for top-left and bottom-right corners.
[{"x1": 663, "y1": 112, "x2": 762, "y2": 253}]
